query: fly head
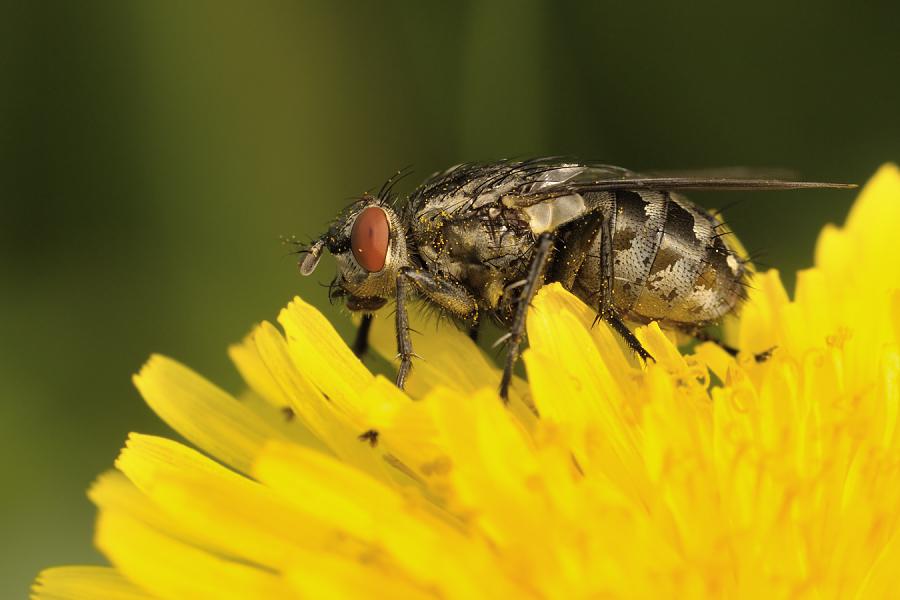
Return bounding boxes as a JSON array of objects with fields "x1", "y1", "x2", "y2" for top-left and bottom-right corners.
[{"x1": 299, "y1": 195, "x2": 409, "y2": 312}]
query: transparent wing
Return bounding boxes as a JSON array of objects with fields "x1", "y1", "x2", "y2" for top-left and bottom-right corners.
[
  {"x1": 507, "y1": 160, "x2": 855, "y2": 207},
  {"x1": 565, "y1": 175, "x2": 857, "y2": 193}
]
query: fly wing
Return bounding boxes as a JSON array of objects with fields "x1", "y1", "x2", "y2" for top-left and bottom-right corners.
[
  {"x1": 504, "y1": 162, "x2": 856, "y2": 209},
  {"x1": 498, "y1": 162, "x2": 856, "y2": 234},
  {"x1": 537, "y1": 162, "x2": 855, "y2": 191},
  {"x1": 566, "y1": 176, "x2": 857, "y2": 192}
]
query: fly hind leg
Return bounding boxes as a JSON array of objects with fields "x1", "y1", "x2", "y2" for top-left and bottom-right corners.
[
  {"x1": 592, "y1": 212, "x2": 655, "y2": 364},
  {"x1": 603, "y1": 314, "x2": 654, "y2": 362}
]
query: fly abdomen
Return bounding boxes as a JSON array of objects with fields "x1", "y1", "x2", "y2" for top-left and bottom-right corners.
[
  {"x1": 611, "y1": 190, "x2": 745, "y2": 324},
  {"x1": 607, "y1": 190, "x2": 669, "y2": 316}
]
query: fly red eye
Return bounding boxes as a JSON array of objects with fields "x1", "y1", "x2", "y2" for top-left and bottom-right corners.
[{"x1": 350, "y1": 206, "x2": 389, "y2": 272}]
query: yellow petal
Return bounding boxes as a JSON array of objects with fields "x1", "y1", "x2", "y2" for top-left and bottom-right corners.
[
  {"x1": 277, "y1": 296, "x2": 373, "y2": 407},
  {"x1": 31, "y1": 566, "x2": 153, "y2": 600},
  {"x1": 228, "y1": 333, "x2": 290, "y2": 409},
  {"x1": 253, "y1": 439, "x2": 512, "y2": 597},
  {"x1": 133, "y1": 355, "x2": 289, "y2": 474},
  {"x1": 95, "y1": 509, "x2": 294, "y2": 600},
  {"x1": 282, "y1": 550, "x2": 436, "y2": 600}
]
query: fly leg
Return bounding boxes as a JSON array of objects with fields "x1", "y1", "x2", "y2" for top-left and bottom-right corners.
[
  {"x1": 604, "y1": 315, "x2": 654, "y2": 362},
  {"x1": 394, "y1": 274, "x2": 415, "y2": 389},
  {"x1": 351, "y1": 314, "x2": 374, "y2": 358},
  {"x1": 547, "y1": 211, "x2": 603, "y2": 290},
  {"x1": 500, "y1": 232, "x2": 554, "y2": 402},
  {"x1": 594, "y1": 215, "x2": 654, "y2": 363},
  {"x1": 557, "y1": 210, "x2": 653, "y2": 363},
  {"x1": 394, "y1": 267, "x2": 479, "y2": 390}
]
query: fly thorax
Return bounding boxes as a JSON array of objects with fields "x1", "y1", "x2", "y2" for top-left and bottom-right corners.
[{"x1": 418, "y1": 222, "x2": 514, "y2": 311}]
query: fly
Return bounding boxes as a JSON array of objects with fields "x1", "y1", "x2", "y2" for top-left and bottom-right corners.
[{"x1": 299, "y1": 158, "x2": 854, "y2": 401}]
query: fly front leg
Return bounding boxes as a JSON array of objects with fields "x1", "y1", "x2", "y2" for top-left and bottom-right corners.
[
  {"x1": 500, "y1": 232, "x2": 555, "y2": 402},
  {"x1": 394, "y1": 267, "x2": 479, "y2": 390},
  {"x1": 351, "y1": 313, "x2": 374, "y2": 358},
  {"x1": 394, "y1": 275, "x2": 415, "y2": 389}
]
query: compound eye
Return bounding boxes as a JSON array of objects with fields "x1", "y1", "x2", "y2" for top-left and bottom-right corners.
[{"x1": 350, "y1": 206, "x2": 389, "y2": 272}]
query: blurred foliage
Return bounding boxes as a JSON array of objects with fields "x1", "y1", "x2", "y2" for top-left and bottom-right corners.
[{"x1": 1, "y1": 1, "x2": 896, "y2": 596}]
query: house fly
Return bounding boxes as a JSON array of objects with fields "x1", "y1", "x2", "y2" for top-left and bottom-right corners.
[{"x1": 300, "y1": 158, "x2": 853, "y2": 401}]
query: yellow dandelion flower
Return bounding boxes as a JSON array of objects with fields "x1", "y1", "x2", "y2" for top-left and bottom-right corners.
[{"x1": 32, "y1": 165, "x2": 900, "y2": 600}]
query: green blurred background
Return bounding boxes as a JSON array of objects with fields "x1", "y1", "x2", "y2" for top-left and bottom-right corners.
[{"x1": 1, "y1": 1, "x2": 896, "y2": 596}]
